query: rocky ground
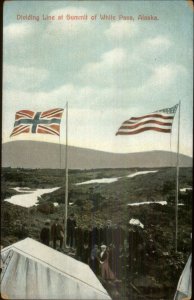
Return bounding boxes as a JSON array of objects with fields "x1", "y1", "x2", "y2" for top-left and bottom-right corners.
[{"x1": 1, "y1": 167, "x2": 192, "y2": 299}]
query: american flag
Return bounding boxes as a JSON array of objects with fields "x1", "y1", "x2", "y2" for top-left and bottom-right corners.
[
  {"x1": 116, "y1": 104, "x2": 178, "y2": 135},
  {"x1": 10, "y1": 108, "x2": 64, "y2": 137}
]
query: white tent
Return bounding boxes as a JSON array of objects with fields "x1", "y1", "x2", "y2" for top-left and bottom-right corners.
[
  {"x1": 174, "y1": 254, "x2": 192, "y2": 300},
  {"x1": 1, "y1": 238, "x2": 111, "y2": 299}
]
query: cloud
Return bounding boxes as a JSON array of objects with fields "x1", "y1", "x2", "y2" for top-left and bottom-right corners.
[
  {"x1": 117, "y1": 35, "x2": 172, "y2": 69},
  {"x1": 85, "y1": 47, "x2": 127, "y2": 72},
  {"x1": 2, "y1": 83, "x2": 135, "y2": 119},
  {"x1": 101, "y1": 48, "x2": 127, "y2": 65},
  {"x1": 3, "y1": 65, "x2": 49, "y2": 91},
  {"x1": 105, "y1": 21, "x2": 138, "y2": 40},
  {"x1": 3, "y1": 61, "x2": 185, "y2": 114},
  {"x1": 140, "y1": 36, "x2": 172, "y2": 57},
  {"x1": 145, "y1": 36, "x2": 171, "y2": 49},
  {"x1": 146, "y1": 64, "x2": 187, "y2": 88},
  {"x1": 4, "y1": 23, "x2": 36, "y2": 40},
  {"x1": 78, "y1": 48, "x2": 129, "y2": 86},
  {"x1": 76, "y1": 31, "x2": 184, "y2": 88}
]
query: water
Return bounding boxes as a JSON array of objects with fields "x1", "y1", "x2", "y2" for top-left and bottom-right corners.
[
  {"x1": 76, "y1": 170, "x2": 158, "y2": 185},
  {"x1": 180, "y1": 187, "x2": 192, "y2": 192},
  {"x1": 127, "y1": 170, "x2": 158, "y2": 178},
  {"x1": 127, "y1": 201, "x2": 167, "y2": 206},
  {"x1": 75, "y1": 177, "x2": 120, "y2": 185},
  {"x1": 4, "y1": 187, "x2": 60, "y2": 208}
]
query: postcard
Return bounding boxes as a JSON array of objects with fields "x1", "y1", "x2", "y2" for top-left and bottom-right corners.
[{"x1": 1, "y1": 1, "x2": 193, "y2": 299}]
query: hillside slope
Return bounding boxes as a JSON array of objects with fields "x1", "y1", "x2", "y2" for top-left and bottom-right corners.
[{"x1": 2, "y1": 140, "x2": 192, "y2": 169}]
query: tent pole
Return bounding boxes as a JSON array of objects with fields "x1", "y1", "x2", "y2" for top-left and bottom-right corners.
[{"x1": 175, "y1": 101, "x2": 181, "y2": 253}]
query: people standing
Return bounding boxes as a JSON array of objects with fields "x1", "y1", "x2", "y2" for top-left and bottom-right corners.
[
  {"x1": 51, "y1": 218, "x2": 64, "y2": 249},
  {"x1": 67, "y1": 213, "x2": 77, "y2": 249},
  {"x1": 40, "y1": 219, "x2": 51, "y2": 246},
  {"x1": 128, "y1": 225, "x2": 144, "y2": 274},
  {"x1": 108, "y1": 220, "x2": 114, "y2": 246},
  {"x1": 99, "y1": 224, "x2": 104, "y2": 245},
  {"x1": 75, "y1": 226, "x2": 83, "y2": 259},
  {"x1": 91, "y1": 224, "x2": 100, "y2": 247},
  {"x1": 104, "y1": 220, "x2": 113, "y2": 246},
  {"x1": 99, "y1": 245, "x2": 116, "y2": 281},
  {"x1": 80, "y1": 242, "x2": 90, "y2": 265},
  {"x1": 108, "y1": 243, "x2": 117, "y2": 276},
  {"x1": 90, "y1": 244, "x2": 100, "y2": 275}
]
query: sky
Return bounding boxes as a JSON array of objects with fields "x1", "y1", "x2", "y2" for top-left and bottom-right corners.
[{"x1": 2, "y1": 0, "x2": 193, "y2": 156}]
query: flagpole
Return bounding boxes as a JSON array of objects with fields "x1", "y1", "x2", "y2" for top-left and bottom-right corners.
[
  {"x1": 64, "y1": 102, "x2": 68, "y2": 249},
  {"x1": 175, "y1": 101, "x2": 181, "y2": 253}
]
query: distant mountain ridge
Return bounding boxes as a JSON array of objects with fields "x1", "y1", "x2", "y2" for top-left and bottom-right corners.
[{"x1": 2, "y1": 141, "x2": 192, "y2": 169}]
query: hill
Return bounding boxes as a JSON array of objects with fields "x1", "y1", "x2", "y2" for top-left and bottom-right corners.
[
  {"x1": 1, "y1": 166, "x2": 192, "y2": 300},
  {"x1": 2, "y1": 140, "x2": 192, "y2": 169}
]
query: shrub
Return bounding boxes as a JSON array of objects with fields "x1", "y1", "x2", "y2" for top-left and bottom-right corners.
[{"x1": 37, "y1": 202, "x2": 55, "y2": 214}]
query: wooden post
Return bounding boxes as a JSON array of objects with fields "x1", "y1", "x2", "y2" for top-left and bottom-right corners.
[
  {"x1": 64, "y1": 102, "x2": 68, "y2": 249},
  {"x1": 175, "y1": 101, "x2": 181, "y2": 252}
]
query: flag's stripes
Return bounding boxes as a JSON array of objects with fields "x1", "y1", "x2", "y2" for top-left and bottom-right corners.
[
  {"x1": 117, "y1": 123, "x2": 172, "y2": 134},
  {"x1": 10, "y1": 108, "x2": 64, "y2": 137},
  {"x1": 127, "y1": 113, "x2": 174, "y2": 122},
  {"x1": 41, "y1": 108, "x2": 64, "y2": 119},
  {"x1": 116, "y1": 104, "x2": 178, "y2": 136},
  {"x1": 11, "y1": 125, "x2": 31, "y2": 137},
  {"x1": 37, "y1": 124, "x2": 60, "y2": 136},
  {"x1": 116, "y1": 127, "x2": 171, "y2": 135},
  {"x1": 120, "y1": 119, "x2": 173, "y2": 130},
  {"x1": 15, "y1": 110, "x2": 35, "y2": 120}
]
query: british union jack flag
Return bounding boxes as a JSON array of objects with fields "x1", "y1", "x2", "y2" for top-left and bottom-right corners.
[{"x1": 10, "y1": 108, "x2": 64, "y2": 137}]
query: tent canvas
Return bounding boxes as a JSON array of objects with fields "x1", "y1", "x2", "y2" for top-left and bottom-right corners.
[
  {"x1": 0, "y1": 238, "x2": 111, "y2": 299},
  {"x1": 174, "y1": 254, "x2": 192, "y2": 300}
]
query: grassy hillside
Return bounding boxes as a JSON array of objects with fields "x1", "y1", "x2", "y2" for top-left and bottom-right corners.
[
  {"x1": 2, "y1": 141, "x2": 192, "y2": 168},
  {"x1": 1, "y1": 167, "x2": 192, "y2": 299}
]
